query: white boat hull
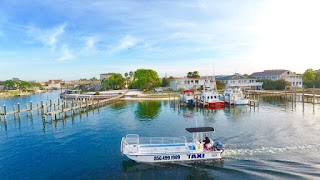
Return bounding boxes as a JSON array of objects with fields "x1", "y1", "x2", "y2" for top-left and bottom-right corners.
[
  {"x1": 225, "y1": 96, "x2": 249, "y2": 105},
  {"x1": 180, "y1": 95, "x2": 195, "y2": 105},
  {"x1": 125, "y1": 151, "x2": 223, "y2": 163}
]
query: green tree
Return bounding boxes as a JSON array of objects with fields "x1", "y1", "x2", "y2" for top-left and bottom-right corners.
[
  {"x1": 275, "y1": 79, "x2": 291, "y2": 90},
  {"x1": 258, "y1": 79, "x2": 290, "y2": 90},
  {"x1": 18, "y1": 81, "x2": 32, "y2": 91},
  {"x1": 303, "y1": 69, "x2": 316, "y2": 87},
  {"x1": 187, "y1": 72, "x2": 192, "y2": 77},
  {"x1": 192, "y1": 71, "x2": 200, "y2": 78},
  {"x1": 90, "y1": 77, "x2": 98, "y2": 81},
  {"x1": 216, "y1": 80, "x2": 225, "y2": 90},
  {"x1": 102, "y1": 74, "x2": 125, "y2": 90},
  {"x1": 4, "y1": 79, "x2": 16, "y2": 90},
  {"x1": 31, "y1": 82, "x2": 44, "y2": 90},
  {"x1": 133, "y1": 69, "x2": 161, "y2": 90},
  {"x1": 162, "y1": 77, "x2": 170, "y2": 87}
]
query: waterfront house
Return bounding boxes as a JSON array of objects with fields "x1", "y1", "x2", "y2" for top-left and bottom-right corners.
[
  {"x1": 169, "y1": 76, "x2": 217, "y2": 91},
  {"x1": 100, "y1": 73, "x2": 116, "y2": 82},
  {"x1": 250, "y1": 70, "x2": 303, "y2": 87},
  {"x1": 45, "y1": 80, "x2": 62, "y2": 89},
  {"x1": 216, "y1": 73, "x2": 263, "y2": 90}
]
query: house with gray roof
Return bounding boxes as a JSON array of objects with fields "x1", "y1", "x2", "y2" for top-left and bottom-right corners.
[
  {"x1": 216, "y1": 73, "x2": 263, "y2": 90},
  {"x1": 250, "y1": 69, "x2": 303, "y2": 87}
]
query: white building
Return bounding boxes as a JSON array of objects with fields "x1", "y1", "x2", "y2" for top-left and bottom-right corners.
[
  {"x1": 170, "y1": 76, "x2": 217, "y2": 91},
  {"x1": 251, "y1": 70, "x2": 303, "y2": 87},
  {"x1": 216, "y1": 73, "x2": 263, "y2": 90}
]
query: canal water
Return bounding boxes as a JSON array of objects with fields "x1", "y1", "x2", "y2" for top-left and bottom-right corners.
[{"x1": 0, "y1": 91, "x2": 320, "y2": 179}]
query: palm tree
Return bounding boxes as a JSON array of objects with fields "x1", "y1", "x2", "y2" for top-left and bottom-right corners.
[
  {"x1": 129, "y1": 71, "x2": 134, "y2": 81},
  {"x1": 124, "y1": 72, "x2": 129, "y2": 88},
  {"x1": 192, "y1": 71, "x2": 200, "y2": 78},
  {"x1": 187, "y1": 72, "x2": 192, "y2": 77}
]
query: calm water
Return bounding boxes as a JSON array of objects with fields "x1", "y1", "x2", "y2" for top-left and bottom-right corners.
[{"x1": 0, "y1": 91, "x2": 320, "y2": 179}]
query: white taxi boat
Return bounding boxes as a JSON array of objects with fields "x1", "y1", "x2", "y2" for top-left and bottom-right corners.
[{"x1": 121, "y1": 127, "x2": 223, "y2": 163}]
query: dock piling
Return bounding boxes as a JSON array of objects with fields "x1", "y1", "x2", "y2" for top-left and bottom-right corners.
[
  {"x1": 18, "y1": 103, "x2": 20, "y2": 115},
  {"x1": 4, "y1": 104, "x2": 7, "y2": 118}
]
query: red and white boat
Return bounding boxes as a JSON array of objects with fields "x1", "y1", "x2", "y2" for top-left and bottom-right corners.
[
  {"x1": 197, "y1": 89, "x2": 225, "y2": 108},
  {"x1": 180, "y1": 89, "x2": 195, "y2": 106}
]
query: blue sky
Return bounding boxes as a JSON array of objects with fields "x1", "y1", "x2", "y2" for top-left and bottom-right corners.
[{"x1": 0, "y1": 0, "x2": 319, "y2": 81}]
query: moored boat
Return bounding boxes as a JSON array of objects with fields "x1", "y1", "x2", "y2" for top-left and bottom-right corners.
[
  {"x1": 180, "y1": 89, "x2": 195, "y2": 106},
  {"x1": 221, "y1": 87, "x2": 248, "y2": 105},
  {"x1": 121, "y1": 127, "x2": 224, "y2": 163},
  {"x1": 197, "y1": 89, "x2": 225, "y2": 108},
  {"x1": 60, "y1": 89, "x2": 81, "y2": 99}
]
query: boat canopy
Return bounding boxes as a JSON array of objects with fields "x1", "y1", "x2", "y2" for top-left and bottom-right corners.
[
  {"x1": 183, "y1": 90, "x2": 194, "y2": 93},
  {"x1": 185, "y1": 127, "x2": 214, "y2": 133}
]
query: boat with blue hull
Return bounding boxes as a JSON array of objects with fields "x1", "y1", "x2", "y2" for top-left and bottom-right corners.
[{"x1": 121, "y1": 127, "x2": 223, "y2": 163}]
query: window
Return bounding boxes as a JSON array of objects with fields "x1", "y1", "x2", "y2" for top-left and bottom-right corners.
[{"x1": 195, "y1": 80, "x2": 199, "y2": 84}]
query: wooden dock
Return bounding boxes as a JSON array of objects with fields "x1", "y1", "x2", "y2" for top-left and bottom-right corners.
[
  {"x1": 0, "y1": 92, "x2": 126, "y2": 120},
  {"x1": 246, "y1": 89, "x2": 320, "y2": 104}
]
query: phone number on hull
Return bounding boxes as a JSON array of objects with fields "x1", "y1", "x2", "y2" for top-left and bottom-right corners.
[{"x1": 154, "y1": 155, "x2": 180, "y2": 161}]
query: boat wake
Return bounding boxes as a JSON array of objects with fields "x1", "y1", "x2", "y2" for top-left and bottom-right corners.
[{"x1": 223, "y1": 143, "x2": 320, "y2": 159}]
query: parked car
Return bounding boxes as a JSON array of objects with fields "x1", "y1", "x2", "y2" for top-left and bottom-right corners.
[{"x1": 154, "y1": 87, "x2": 163, "y2": 92}]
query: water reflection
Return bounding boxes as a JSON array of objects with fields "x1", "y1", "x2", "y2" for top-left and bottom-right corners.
[
  {"x1": 179, "y1": 106, "x2": 195, "y2": 119},
  {"x1": 261, "y1": 96, "x2": 286, "y2": 107},
  {"x1": 110, "y1": 101, "x2": 128, "y2": 110},
  {"x1": 122, "y1": 159, "x2": 224, "y2": 179},
  {"x1": 224, "y1": 106, "x2": 248, "y2": 118},
  {"x1": 135, "y1": 101, "x2": 161, "y2": 120},
  {"x1": 177, "y1": 105, "x2": 249, "y2": 121}
]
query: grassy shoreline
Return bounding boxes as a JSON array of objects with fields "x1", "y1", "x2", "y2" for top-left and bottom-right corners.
[{"x1": 0, "y1": 90, "x2": 33, "y2": 98}]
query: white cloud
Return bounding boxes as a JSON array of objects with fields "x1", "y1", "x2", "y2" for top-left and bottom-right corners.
[
  {"x1": 111, "y1": 35, "x2": 139, "y2": 53},
  {"x1": 27, "y1": 23, "x2": 66, "y2": 50},
  {"x1": 58, "y1": 45, "x2": 74, "y2": 61},
  {"x1": 86, "y1": 37, "x2": 95, "y2": 49}
]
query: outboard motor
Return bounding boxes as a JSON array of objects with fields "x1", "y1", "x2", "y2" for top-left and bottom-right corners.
[{"x1": 214, "y1": 142, "x2": 223, "y2": 151}]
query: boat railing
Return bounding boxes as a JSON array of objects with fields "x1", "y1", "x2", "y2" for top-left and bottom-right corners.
[
  {"x1": 125, "y1": 134, "x2": 140, "y2": 145},
  {"x1": 139, "y1": 136, "x2": 187, "y2": 145}
]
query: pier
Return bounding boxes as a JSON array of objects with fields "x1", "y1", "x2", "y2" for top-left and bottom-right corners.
[
  {"x1": 0, "y1": 92, "x2": 126, "y2": 120},
  {"x1": 247, "y1": 89, "x2": 320, "y2": 104}
]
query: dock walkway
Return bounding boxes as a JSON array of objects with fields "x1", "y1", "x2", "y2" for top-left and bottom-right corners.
[{"x1": 0, "y1": 92, "x2": 127, "y2": 120}]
